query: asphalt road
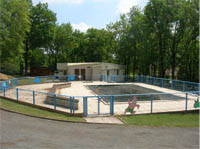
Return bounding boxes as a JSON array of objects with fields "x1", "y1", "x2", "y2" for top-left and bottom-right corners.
[{"x1": 0, "y1": 110, "x2": 199, "y2": 149}]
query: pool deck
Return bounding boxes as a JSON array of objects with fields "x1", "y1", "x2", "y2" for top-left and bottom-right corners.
[{"x1": 3, "y1": 81, "x2": 198, "y2": 118}]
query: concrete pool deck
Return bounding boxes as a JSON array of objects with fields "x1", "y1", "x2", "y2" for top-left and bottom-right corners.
[
  {"x1": 60, "y1": 81, "x2": 198, "y2": 115},
  {"x1": 2, "y1": 81, "x2": 198, "y2": 118}
]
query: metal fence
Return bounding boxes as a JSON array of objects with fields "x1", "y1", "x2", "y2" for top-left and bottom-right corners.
[
  {"x1": 136, "y1": 75, "x2": 199, "y2": 92},
  {"x1": 0, "y1": 78, "x2": 18, "y2": 92},
  {"x1": 1, "y1": 74, "x2": 197, "y2": 92},
  {"x1": 0, "y1": 75, "x2": 199, "y2": 117},
  {"x1": 83, "y1": 91, "x2": 199, "y2": 116},
  {"x1": 1, "y1": 87, "x2": 82, "y2": 115},
  {"x1": 1, "y1": 85, "x2": 199, "y2": 116},
  {"x1": 100, "y1": 75, "x2": 199, "y2": 92}
]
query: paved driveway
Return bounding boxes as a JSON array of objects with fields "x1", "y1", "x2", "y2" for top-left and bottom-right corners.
[{"x1": 0, "y1": 110, "x2": 199, "y2": 149}]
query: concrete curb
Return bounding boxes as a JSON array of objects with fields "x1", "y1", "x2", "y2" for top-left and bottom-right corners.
[
  {"x1": 0, "y1": 95, "x2": 83, "y2": 117},
  {"x1": 1, "y1": 96, "x2": 198, "y2": 125},
  {"x1": 0, "y1": 107, "x2": 86, "y2": 124},
  {"x1": 115, "y1": 116, "x2": 127, "y2": 125},
  {"x1": 0, "y1": 107, "x2": 123, "y2": 126}
]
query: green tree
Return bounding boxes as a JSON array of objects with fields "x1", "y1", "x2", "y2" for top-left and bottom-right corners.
[
  {"x1": 84, "y1": 28, "x2": 112, "y2": 62},
  {"x1": 24, "y1": 2, "x2": 56, "y2": 75},
  {"x1": 71, "y1": 30, "x2": 86, "y2": 62},
  {"x1": 176, "y1": 0, "x2": 199, "y2": 82},
  {"x1": 144, "y1": 0, "x2": 172, "y2": 78},
  {"x1": 107, "y1": 15, "x2": 132, "y2": 74},
  {"x1": 0, "y1": 0, "x2": 30, "y2": 73},
  {"x1": 53, "y1": 23, "x2": 73, "y2": 65}
]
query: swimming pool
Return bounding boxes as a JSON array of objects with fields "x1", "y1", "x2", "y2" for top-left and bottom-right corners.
[{"x1": 87, "y1": 84, "x2": 185, "y2": 102}]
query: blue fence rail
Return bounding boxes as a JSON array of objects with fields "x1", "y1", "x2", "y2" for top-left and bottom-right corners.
[
  {"x1": 100, "y1": 75, "x2": 199, "y2": 92},
  {"x1": 0, "y1": 78, "x2": 18, "y2": 90},
  {"x1": 0, "y1": 85, "x2": 199, "y2": 116},
  {"x1": 136, "y1": 75, "x2": 199, "y2": 92},
  {"x1": 0, "y1": 75, "x2": 199, "y2": 116},
  {"x1": 82, "y1": 91, "x2": 199, "y2": 116},
  {"x1": 1, "y1": 74, "x2": 198, "y2": 92},
  {"x1": 5, "y1": 87, "x2": 77, "y2": 115}
]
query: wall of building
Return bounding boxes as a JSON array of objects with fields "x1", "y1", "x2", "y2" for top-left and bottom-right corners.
[
  {"x1": 101, "y1": 63, "x2": 124, "y2": 70},
  {"x1": 101, "y1": 63, "x2": 124, "y2": 75},
  {"x1": 100, "y1": 63, "x2": 125, "y2": 82},
  {"x1": 67, "y1": 65, "x2": 96, "y2": 81},
  {"x1": 56, "y1": 63, "x2": 125, "y2": 81},
  {"x1": 91, "y1": 65, "x2": 102, "y2": 81}
]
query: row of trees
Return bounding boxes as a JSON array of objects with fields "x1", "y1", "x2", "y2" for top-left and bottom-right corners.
[
  {"x1": 109, "y1": 0, "x2": 199, "y2": 82},
  {"x1": 0, "y1": 0, "x2": 199, "y2": 82}
]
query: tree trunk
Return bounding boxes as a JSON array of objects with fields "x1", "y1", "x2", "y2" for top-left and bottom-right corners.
[
  {"x1": 24, "y1": 39, "x2": 29, "y2": 76},
  {"x1": 133, "y1": 54, "x2": 136, "y2": 76},
  {"x1": 19, "y1": 60, "x2": 24, "y2": 75},
  {"x1": 158, "y1": 33, "x2": 164, "y2": 78},
  {"x1": 54, "y1": 51, "x2": 57, "y2": 70},
  {"x1": 171, "y1": 22, "x2": 178, "y2": 80},
  {"x1": 153, "y1": 64, "x2": 156, "y2": 77},
  {"x1": 171, "y1": 41, "x2": 176, "y2": 80}
]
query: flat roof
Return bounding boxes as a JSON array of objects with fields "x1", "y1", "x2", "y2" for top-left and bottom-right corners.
[
  {"x1": 58, "y1": 62, "x2": 124, "y2": 67},
  {"x1": 67, "y1": 62, "x2": 100, "y2": 66}
]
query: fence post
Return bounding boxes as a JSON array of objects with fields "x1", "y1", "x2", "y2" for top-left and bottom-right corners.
[
  {"x1": 53, "y1": 76, "x2": 55, "y2": 82},
  {"x1": 112, "y1": 96, "x2": 114, "y2": 115},
  {"x1": 83, "y1": 97, "x2": 88, "y2": 117},
  {"x1": 3, "y1": 87, "x2": 6, "y2": 96},
  {"x1": 98, "y1": 97, "x2": 100, "y2": 115},
  {"x1": 73, "y1": 97, "x2": 75, "y2": 114},
  {"x1": 16, "y1": 79, "x2": 18, "y2": 86},
  {"x1": 138, "y1": 75, "x2": 140, "y2": 82},
  {"x1": 33, "y1": 91, "x2": 35, "y2": 105},
  {"x1": 198, "y1": 83, "x2": 200, "y2": 96},
  {"x1": 110, "y1": 96, "x2": 114, "y2": 116},
  {"x1": 153, "y1": 77, "x2": 156, "y2": 85},
  {"x1": 16, "y1": 88, "x2": 18, "y2": 101},
  {"x1": 182, "y1": 82, "x2": 185, "y2": 92},
  {"x1": 150, "y1": 95, "x2": 153, "y2": 113},
  {"x1": 185, "y1": 92, "x2": 188, "y2": 111},
  {"x1": 171, "y1": 80, "x2": 174, "y2": 89},
  {"x1": 70, "y1": 97, "x2": 72, "y2": 113},
  {"x1": 136, "y1": 75, "x2": 139, "y2": 82},
  {"x1": 53, "y1": 94, "x2": 56, "y2": 110},
  {"x1": 161, "y1": 79, "x2": 164, "y2": 88}
]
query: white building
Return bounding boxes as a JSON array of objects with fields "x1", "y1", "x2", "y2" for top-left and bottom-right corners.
[{"x1": 56, "y1": 62, "x2": 125, "y2": 81}]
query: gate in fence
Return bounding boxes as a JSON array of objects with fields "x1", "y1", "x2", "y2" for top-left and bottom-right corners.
[{"x1": 83, "y1": 96, "x2": 114, "y2": 116}]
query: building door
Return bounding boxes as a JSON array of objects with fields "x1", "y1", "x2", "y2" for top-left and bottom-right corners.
[
  {"x1": 75, "y1": 69, "x2": 79, "y2": 80},
  {"x1": 81, "y1": 69, "x2": 86, "y2": 80}
]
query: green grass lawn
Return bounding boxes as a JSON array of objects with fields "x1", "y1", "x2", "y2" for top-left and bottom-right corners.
[
  {"x1": 118, "y1": 113, "x2": 199, "y2": 127},
  {"x1": 0, "y1": 98, "x2": 85, "y2": 122}
]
